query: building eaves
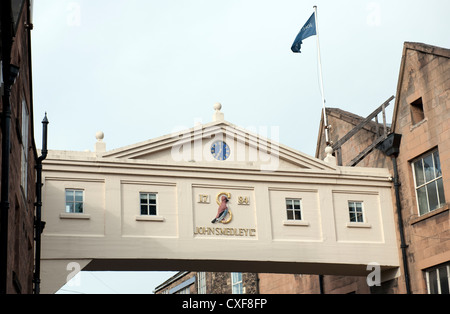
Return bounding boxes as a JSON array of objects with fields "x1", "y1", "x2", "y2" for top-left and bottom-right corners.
[{"x1": 403, "y1": 41, "x2": 450, "y2": 59}]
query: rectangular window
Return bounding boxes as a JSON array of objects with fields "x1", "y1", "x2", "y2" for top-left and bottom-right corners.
[
  {"x1": 425, "y1": 263, "x2": 450, "y2": 294},
  {"x1": 65, "y1": 189, "x2": 84, "y2": 213},
  {"x1": 412, "y1": 150, "x2": 446, "y2": 216},
  {"x1": 231, "y1": 272, "x2": 243, "y2": 294},
  {"x1": 21, "y1": 98, "x2": 29, "y2": 198},
  {"x1": 286, "y1": 199, "x2": 302, "y2": 221},
  {"x1": 348, "y1": 201, "x2": 364, "y2": 223},
  {"x1": 177, "y1": 286, "x2": 190, "y2": 294},
  {"x1": 197, "y1": 272, "x2": 206, "y2": 294},
  {"x1": 140, "y1": 193, "x2": 157, "y2": 216}
]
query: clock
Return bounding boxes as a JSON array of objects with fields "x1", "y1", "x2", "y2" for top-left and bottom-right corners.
[{"x1": 210, "y1": 141, "x2": 230, "y2": 161}]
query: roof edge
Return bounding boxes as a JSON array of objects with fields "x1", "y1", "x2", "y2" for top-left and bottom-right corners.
[{"x1": 403, "y1": 42, "x2": 450, "y2": 59}]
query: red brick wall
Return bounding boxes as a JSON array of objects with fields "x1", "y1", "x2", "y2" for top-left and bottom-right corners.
[{"x1": 0, "y1": 1, "x2": 37, "y2": 294}]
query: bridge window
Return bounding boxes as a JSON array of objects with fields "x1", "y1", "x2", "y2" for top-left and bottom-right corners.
[
  {"x1": 412, "y1": 149, "x2": 445, "y2": 216},
  {"x1": 286, "y1": 199, "x2": 302, "y2": 220},
  {"x1": 348, "y1": 201, "x2": 364, "y2": 223},
  {"x1": 65, "y1": 189, "x2": 84, "y2": 213},
  {"x1": 231, "y1": 272, "x2": 243, "y2": 294},
  {"x1": 140, "y1": 193, "x2": 157, "y2": 215}
]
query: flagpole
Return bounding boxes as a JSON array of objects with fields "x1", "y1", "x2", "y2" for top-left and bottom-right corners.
[{"x1": 314, "y1": 5, "x2": 330, "y2": 145}]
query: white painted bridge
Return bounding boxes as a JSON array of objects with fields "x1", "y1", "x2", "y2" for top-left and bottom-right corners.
[{"x1": 40, "y1": 109, "x2": 399, "y2": 293}]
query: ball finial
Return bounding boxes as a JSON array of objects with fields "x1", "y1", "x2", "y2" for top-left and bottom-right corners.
[
  {"x1": 213, "y1": 102, "x2": 222, "y2": 111},
  {"x1": 95, "y1": 131, "x2": 104, "y2": 141}
]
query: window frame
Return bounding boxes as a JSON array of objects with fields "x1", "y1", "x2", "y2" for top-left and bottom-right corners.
[
  {"x1": 140, "y1": 192, "x2": 158, "y2": 216},
  {"x1": 348, "y1": 201, "x2": 365, "y2": 223},
  {"x1": 20, "y1": 97, "x2": 29, "y2": 198},
  {"x1": 411, "y1": 149, "x2": 446, "y2": 216},
  {"x1": 425, "y1": 263, "x2": 450, "y2": 294},
  {"x1": 285, "y1": 198, "x2": 302, "y2": 221},
  {"x1": 197, "y1": 272, "x2": 206, "y2": 294},
  {"x1": 65, "y1": 189, "x2": 84, "y2": 213},
  {"x1": 231, "y1": 272, "x2": 243, "y2": 294},
  {"x1": 177, "y1": 286, "x2": 190, "y2": 294}
]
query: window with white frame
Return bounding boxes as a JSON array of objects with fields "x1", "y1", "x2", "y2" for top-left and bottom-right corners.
[
  {"x1": 65, "y1": 189, "x2": 84, "y2": 213},
  {"x1": 140, "y1": 193, "x2": 157, "y2": 215},
  {"x1": 231, "y1": 272, "x2": 243, "y2": 294},
  {"x1": 177, "y1": 286, "x2": 190, "y2": 294},
  {"x1": 348, "y1": 201, "x2": 364, "y2": 223},
  {"x1": 286, "y1": 199, "x2": 302, "y2": 221},
  {"x1": 21, "y1": 98, "x2": 29, "y2": 198},
  {"x1": 197, "y1": 272, "x2": 206, "y2": 294},
  {"x1": 412, "y1": 150, "x2": 446, "y2": 216},
  {"x1": 425, "y1": 263, "x2": 450, "y2": 294}
]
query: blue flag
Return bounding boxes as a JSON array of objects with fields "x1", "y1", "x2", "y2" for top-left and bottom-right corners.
[{"x1": 291, "y1": 12, "x2": 316, "y2": 53}]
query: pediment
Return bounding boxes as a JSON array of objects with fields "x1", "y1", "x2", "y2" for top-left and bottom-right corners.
[{"x1": 102, "y1": 120, "x2": 336, "y2": 172}]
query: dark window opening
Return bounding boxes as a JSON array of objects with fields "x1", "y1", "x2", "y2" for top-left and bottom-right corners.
[{"x1": 410, "y1": 97, "x2": 425, "y2": 125}]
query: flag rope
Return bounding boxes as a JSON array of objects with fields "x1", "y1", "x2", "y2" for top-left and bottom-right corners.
[{"x1": 313, "y1": 5, "x2": 330, "y2": 146}]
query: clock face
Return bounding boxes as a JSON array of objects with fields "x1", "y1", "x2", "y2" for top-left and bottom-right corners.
[{"x1": 210, "y1": 141, "x2": 230, "y2": 161}]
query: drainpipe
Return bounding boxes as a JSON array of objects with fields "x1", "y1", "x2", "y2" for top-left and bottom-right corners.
[
  {"x1": 391, "y1": 155, "x2": 412, "y2": 294},
  {"x1": 377, "y1": 133, "x2": 412, "y2": 294},
  {"x1": 33, "y1": 114, "x2": 48, "y2": 294},
  {"x1": 319, "y1": 275, "x2": 324, "y2": 294},
  {"x1": 255, "y1": 273, "x2": 260, "y2": 294}
]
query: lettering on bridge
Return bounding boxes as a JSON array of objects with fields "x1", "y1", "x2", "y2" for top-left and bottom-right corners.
[{"x1": 194, "y1": 226, "x2": 256, "y2": 237}]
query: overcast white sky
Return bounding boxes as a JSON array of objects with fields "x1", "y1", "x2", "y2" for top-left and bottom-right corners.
[{"x1": 31, "y1": 0, "x2": 450, "y2": 293}]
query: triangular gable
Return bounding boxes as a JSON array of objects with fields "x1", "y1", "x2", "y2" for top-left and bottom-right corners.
[
  {"x1": 391, "y1": 42, "x2": 450, "y2": 132},
  {"x1": 103, "y1": 120, "x2": 336, "y2": 172}
]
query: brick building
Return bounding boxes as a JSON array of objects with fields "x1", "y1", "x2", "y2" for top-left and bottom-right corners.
[
  {"x1": 154, "y1": 271, "x2": 258, "y2": 294},
  {"x1": 1, "y1": 0, "x2": 39, "y2": 294}
]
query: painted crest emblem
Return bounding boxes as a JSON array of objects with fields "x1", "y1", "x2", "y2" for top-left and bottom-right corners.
[{"x1": 211, "y1": 192, "x2": 232, "y2": 224}]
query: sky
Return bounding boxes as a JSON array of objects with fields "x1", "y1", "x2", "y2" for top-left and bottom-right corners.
[
  {"x1": 30, "y1": 0, "x2": 450, "y2": 293},
  {"x1": 56, "y1": 271, "x2": 178, "y2": 294}
]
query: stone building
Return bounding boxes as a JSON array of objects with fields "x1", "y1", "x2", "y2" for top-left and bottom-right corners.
[
  {"x1": 154, "y1": 271, "x2": 258, "y2": 294},
  {"x1": 0, "y1": 0, "x2": 39, "y2": 294},
  {"x1": 299, "y1": 41, "x2": 449, "y2": 294},
  {"x1": 388, "y1": 42, "x2": 449, "y2": 294}
]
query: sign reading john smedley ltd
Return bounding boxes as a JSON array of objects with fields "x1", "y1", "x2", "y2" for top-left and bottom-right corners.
[
  {"x1": 194, "y1": 192, "x2": 256, "y2": 238},
  {"x1": 194, "y1": 226, "x2": 257, "y2": 237}
]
